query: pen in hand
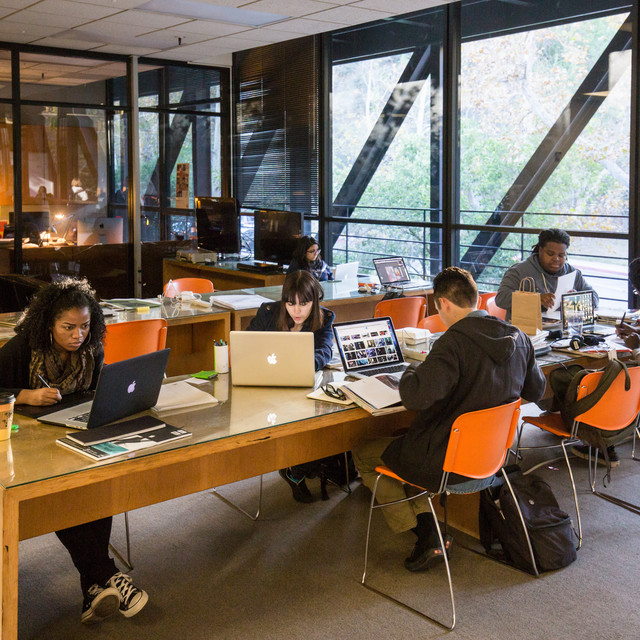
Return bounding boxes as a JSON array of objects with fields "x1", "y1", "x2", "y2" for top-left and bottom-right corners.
[{"x1": 37, "y1": 374, "x2": 50, "y2": 388}]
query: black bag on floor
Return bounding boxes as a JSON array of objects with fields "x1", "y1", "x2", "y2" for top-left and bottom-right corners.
[
  {"x1": 479, "y1": 467, "x2": 577, "y2": 574},
  {"x1": 292, "y1": 452, "x2": 357, "y2": 500}
]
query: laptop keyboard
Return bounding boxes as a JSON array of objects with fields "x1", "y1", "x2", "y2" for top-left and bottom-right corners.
[
  {"x1": 364, "y1": 363, "x2": 407, "y2": 377},
  {"x1": 70, "y1": 412, "x2": 90, "y2": 423}
]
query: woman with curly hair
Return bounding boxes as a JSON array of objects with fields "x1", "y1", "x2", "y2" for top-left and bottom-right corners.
[{"x1": 0, "y1": 278, "x2": 148, "y2": 624}]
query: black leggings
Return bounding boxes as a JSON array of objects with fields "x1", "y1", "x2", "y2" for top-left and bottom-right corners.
[{"x1": 55, "y1": 517, "x2": 118, "y2": 596}]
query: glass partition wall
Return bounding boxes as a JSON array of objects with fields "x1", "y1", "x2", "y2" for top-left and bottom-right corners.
[{"x1": 0, "y1": 47, "x2": 229, "y2": 306}]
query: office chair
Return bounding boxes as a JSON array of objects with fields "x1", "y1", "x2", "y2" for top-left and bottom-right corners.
[
  {"x1": 478, "y1": 292, "x2": 497, "y2": 310},
  {"x1": 163, "y1": 277, "x2": 214, "y2": 296},
  {"x1": 102, "y1": 318, "x2": 168, "y2": 568},
  {"x1": 486, "y1": 296, "x2": 507, "y2": 320},
  {"x1": 374, "y1": 296, "x2": 427, "y2": 329},
  {"x1": 362, "y1": 399, "x2": 532, "y2": 630},
  {"x1": 518, "y1": 366, "x2": 640, "y2": 545},
  {"x1": 418, "y1": 313, "x2": 447, "y2": 333}
]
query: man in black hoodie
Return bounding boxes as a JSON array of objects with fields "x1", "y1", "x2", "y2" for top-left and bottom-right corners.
[{"x1": 353, "y1": 267, "x2": 546, "y2": 571}]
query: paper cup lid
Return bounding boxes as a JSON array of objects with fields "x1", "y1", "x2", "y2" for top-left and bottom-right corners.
[{"x1": 0, "y1": 393, "x2": 15, "y2": 404}]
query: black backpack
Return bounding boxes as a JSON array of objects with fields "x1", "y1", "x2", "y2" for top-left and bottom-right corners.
[
  {"x1": 291, "y1": 452, "x2": 357, "y2": 500},
  {"x1": 479, "y1": 467, "x2": 577, "y2": 574}
]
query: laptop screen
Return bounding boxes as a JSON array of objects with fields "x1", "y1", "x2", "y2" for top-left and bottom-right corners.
[
  {"x1": 373, "y1": 257, "x2": 411, "y2": 286},
  {"x1": 561, "y1": 290, "x2": 595, "y2": 329},
  {"x1": 333, "y1": 317, "x2": 404, "y2": 375}
]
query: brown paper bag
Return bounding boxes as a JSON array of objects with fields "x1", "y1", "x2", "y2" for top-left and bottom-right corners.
[{"x1": 511, "y1": 277, "x2": 542, "y2": 335}]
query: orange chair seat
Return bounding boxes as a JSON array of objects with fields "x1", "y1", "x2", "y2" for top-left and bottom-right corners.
[
  {"x1": 374, "y1": 465, "x2": 427, "y2": 491},
  {"x1": 522, "y1": 413, "x2": 572, "y2": 438}
]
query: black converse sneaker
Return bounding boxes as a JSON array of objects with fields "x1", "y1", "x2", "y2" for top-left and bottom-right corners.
[
  {"x1": 81, "y1": 584, "x2": 120, "y2": 624},
  {"x1": 107, "y1": 572, "x2": 149, "y2": 618}
]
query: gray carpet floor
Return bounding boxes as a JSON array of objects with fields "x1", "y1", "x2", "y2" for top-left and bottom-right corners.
[{"x1": 18, "y1": 422, "x2": 640, "y2": 639}]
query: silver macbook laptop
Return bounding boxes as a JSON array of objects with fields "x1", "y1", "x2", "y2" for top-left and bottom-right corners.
[
  {"x1": 38, "y1": 349, "x2": 170, "y2": 429},
  {"x1": 230, "y1": 331, "x2": 316, "y2": 387},
  {"x1": 333, "y1": 316, "x2": 409, "y2": 380},
  {"x1": 560, "y1": 290, "x2": 612, "y2": 336},
  {"x1": 334, "y1": 261, "x2": 359, "y2": 281}
]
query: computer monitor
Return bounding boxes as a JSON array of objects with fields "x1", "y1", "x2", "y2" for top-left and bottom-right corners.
[
  {"x1": 7, "y1": 211, "x2": 49, "y2": 240},
  {"x1": 254, "y1": 209, "x2": 303, "y2": 265},
  {"x1": 195, "y1": 196, "x2": 240, "y2": 255}
]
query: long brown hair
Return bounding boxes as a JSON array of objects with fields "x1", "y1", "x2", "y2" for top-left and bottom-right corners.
[{"x1": 277, "y1": 270, "x2": 325, "y2": 332}]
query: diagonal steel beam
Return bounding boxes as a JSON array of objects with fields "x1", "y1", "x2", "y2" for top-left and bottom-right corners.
[
  {"x1": 462, "y1": 18, "x2": 632, "y2": 278},
  {"x1": 330, "y1": 45, "x2": 434, "y2": 246}
]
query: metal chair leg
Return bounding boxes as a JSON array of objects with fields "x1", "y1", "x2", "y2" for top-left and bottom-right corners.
[
  {"x1": 633, "y1": 427, "x2": 640, "y2": 462},
  {"x1": 361, "y1": 473, "x2": 455, "y2": 630},
  {"x1": 211, "y1": 475, "x2": 263, "y2": 521},
  {"x1": 588, "y1": 448, "x2": 640, "y2": 516},
  {"x1": 560, "y1": 440, "x2": 582, "y2": 548},
  {"x1": 109, "y1": 512, "x2": 133, "y2": 572},
  {"x1": 501, "y1": 471, "x2": 539, "y2": 577}
]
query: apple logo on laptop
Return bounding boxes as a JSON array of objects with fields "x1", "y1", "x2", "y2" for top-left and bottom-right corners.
[
  {"x1": 267, "y1": 413, "x2": 277, "y2": 425},
  {"x1": 267, "y1": 353, "x2": 277, "y2": 365},
  {"x1": 127, "y1": 380, "x2": 136, "y2": 394}
]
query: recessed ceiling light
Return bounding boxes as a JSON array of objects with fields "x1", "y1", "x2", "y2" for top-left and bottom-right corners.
[{"x1": 137, "y1": 0, "x2": 289, "y2": 27}]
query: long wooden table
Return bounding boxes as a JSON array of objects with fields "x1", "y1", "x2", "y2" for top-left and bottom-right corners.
[{"x1": 0, "y1": 374, "x2": 413, "y2": 639}]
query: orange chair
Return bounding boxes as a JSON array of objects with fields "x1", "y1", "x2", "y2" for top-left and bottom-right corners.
[
  {"x1": 102, "y1": 318, "x2": 168, "y2": 568},
  {"x1": 486, "y1": 295, "x2": 507, "y2": 320},
  {"x1": 374, "y1": 296, "x2": 427, "y2": 329},
  {"x1": 163, "y1": 277, "x2": 214, "y2": 296},
  {"x1": 518, "y1": 366, "x2": 640, "y2": 544},
  {"x1": 362, "y1": 399, "x2": 531, "y2": 630},
  {"x1": 103, "y1": 318, "x2": 168, "y2": 364},
  {"x1": 478, "y1": 292, "x2": 497, "y2": 310},
  {"x1": 418, "y1": 313, "x2": 447, "y2": 333}
]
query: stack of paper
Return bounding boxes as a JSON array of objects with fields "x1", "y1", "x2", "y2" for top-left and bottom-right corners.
[
  {"x1": 210, "y1": 294, "x2": 274, "y2": 310},
  {"x1": 529, "y1": 329, "x2": 549, "y2": 348},
  {"x1": 341, "y1": 375, "x2": 403, "y2": 416},
  {"x1": 152, "y1": 381, "x2": 218, "y2": 413}
]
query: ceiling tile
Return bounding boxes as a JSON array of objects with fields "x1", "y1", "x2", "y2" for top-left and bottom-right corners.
[
  {"x1": 32, "y1": 0, "x2": 123, "y2": 20},
  {"x1": 107, "y1": 9, "x2": 192, "y2": 29},
  {"x1": 238, "y1": 0, "x2": 337, "y2": 18},
  {"x1": 74, "y1": 21, "x2": 150, "y2": 38},
  {"x1": 72, "y1": 0, "x2": 148, "y2": 8},
  {"x1": 311, "y1": 5, "x2": 392, "y2": 24},
  {"x1": 0, "y1": 0, "x2": 43, "y2": 9},
  {"x1": 262, "y1": 17, "x2": 344, "y2": 35},
  {"x1": 0, "y1": 20, "x2": 62, "y2": 38},
  {"x1": 165, "y1": 19, "x2": 252, "y2": 37},
  {"x1": 191, "y1": 53, "x2": 232, "y2": 66},
  {"x1": 29, "y1": 36, "x2": 100, "y2": 49},
  {"x1": 91, "y1": 43, "x2": 161, "y2": 55},
  {"x1": 0, "y1": 7, "x2": 16, "y2": 18},
  {"x1": 352, "y1": 0, "x2": 446, "y2": 10},
  {"x1": 0, "y1": 8, "x2": 88, "y2": 28}
]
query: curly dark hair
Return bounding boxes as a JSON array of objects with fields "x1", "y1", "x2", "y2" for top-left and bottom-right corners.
[
  {"x1": 532, "y1": 228, "x2": 570, "y2": 254},
  {"x1": 15, "y1": 278, "x2": 106, "y2": 353}
]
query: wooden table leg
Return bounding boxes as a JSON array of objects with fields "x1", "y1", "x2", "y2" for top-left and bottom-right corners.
[{"x1": 1, "y1": 490, "x2": 19, "y2": 640}]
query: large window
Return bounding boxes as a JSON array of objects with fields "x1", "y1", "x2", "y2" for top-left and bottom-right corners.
[{"x1": 327, "y1": 0, "x2": 633, "y2": 309}]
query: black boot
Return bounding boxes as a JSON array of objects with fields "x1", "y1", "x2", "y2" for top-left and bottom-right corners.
[{"x1": 279, "y1": 468, "x2": 314, "y2": 503}]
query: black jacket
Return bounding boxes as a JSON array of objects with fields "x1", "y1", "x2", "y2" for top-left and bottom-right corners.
[
  {"x1": 247, "y1": 302, "x2": 335, "y2": 371},
  {"x1": 0, "y1": 333, "x2": 103, "y2": 398},
  {"x1": 382, "y1": 312, "x2": 546, "y2": 489}
]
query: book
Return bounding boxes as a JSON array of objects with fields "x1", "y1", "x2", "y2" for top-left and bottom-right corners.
[
  {"x1": 152, "y1": 380, "x2": 218, "y2": 413},
  {"x1": 57, "y1": 423, "x2": 191, "y2": 460},
  {"x1": 210, "y1": 294, "x2": 274, "y2": 310},
  {"x1": 341, "y1": 375, "x2": 404, "y2": 416},
  {"x1": 66, "y1": 415, "x2": 167, "y2": 446}
]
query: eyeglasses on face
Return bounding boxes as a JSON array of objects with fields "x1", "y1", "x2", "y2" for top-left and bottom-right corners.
[
  {"x1": 306, "y1": 247, "x2": 321, "y2": 255},
  {"x1": 321, "y1": 383, "x2": 346, "y2": 401}
]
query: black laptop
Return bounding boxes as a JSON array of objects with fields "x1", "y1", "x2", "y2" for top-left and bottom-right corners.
[{"x1": 36, "y1": 349, "x2": 170, "y2": 430}]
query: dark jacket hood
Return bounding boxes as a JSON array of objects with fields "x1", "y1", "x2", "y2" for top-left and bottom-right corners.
[{"x1": 447, "y1": 315, "x2": 522, "y2": 365}]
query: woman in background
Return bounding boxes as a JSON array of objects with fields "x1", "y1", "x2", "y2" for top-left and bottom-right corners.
[
  {"x1": 0, "y1": 278, "x2": 148, "y2": 624},
  {"x1": 287, "y1": 235, "x2": 333, "y2": 281},
  {"x1": 248, "y1": 270, "x2": 335, "y2": 501}
]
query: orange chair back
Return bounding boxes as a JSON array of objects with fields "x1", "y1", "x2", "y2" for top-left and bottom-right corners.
[
  {"x1": 486, "y1": 295, "x2": 507, "y2": 320},
  {"x1": 103, "y1": 319, "x2": 168, "y2": 364},
  {"x1": 374, "y1": 296, "x2": 427, "y2": 329},
  {"x1": 418, "y1": 314, "x2": 447, "y2": 333},
  {"x1": 163, "y1": 277, "x2": 214, "y2": 296},
  {"x1": 443, "y1": 399, "x2": 521, "y2": 479},
  {"x1": 573, "y1": 367, "x2": 640, "y2": 431},
  {"x1": 478, "y1": 292, "x2": 496, "y2": 311}
]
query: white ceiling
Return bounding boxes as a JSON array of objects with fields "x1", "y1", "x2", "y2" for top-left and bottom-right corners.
[{"x1": 0, "y1": 0, "x2": 453, "y2": 68}]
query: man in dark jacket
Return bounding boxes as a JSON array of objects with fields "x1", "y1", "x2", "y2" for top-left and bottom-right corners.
[{"x1": 353, "y1": 267, "x2": 546, "y2": 571}]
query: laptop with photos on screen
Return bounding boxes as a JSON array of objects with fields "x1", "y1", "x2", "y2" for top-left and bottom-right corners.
[
  {"x1": 333, "y1": 316, "x2": 409, "y2": 380},
  {"x1": 373, "y1": 256, "x2": 411, "y2": 286},
  {"x1": 230, "y1": 331, "x2": 316, "y2": 387},
  {"x1": 38, "y1": 349, "x2": 170, "y2": 430},
  {"x1": 560, "y1": 290, "x2": 612, "y2": 336},
  {"x1": 333, "y1": 261, "x2": 359, "y2": 281}
]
